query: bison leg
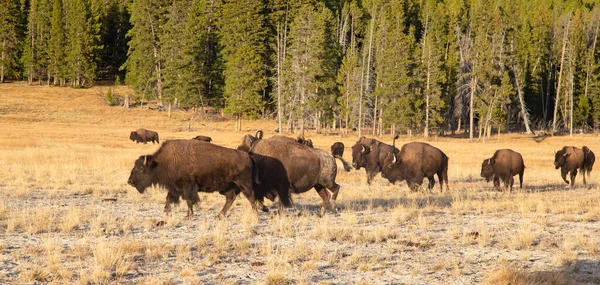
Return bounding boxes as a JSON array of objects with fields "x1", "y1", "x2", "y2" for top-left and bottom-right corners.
[
  {"x1": 236, "y1": 182, "x2": 258, "y2": 214},
  {"x1": 582, "y1": 169, "x2": 587, "y2": 185},
  {"x1": 164, "y1": 191, "x2": 181, "y2": 215},
  {"x1": 183, "y1": 184, "x2": 200, "y2": 219},
  {"x1": 493, "y1": 176, "x2": 501, "y2": 191},
  {"x1": 518, "y1": 171, "x2": 524, "y2": 189},
  {"x1": 366, "y1": 170, "x2": 377, "y2": 185},
  {"x1": 561, "y1": 168, "x2": 570, "y2": 185},
  {"x1": 440, "y1": 167, "x2": 450, "y2": 192},
  {"x1": 570, "y1": 169, "x2": 578, "y2": 188},
  {"x1": 314, "y1": 186, "x2": 333, "y2": 216},
  {"x1": 427, "y1": 176, "x2": 436, "y2": 191},
  {"x1": 217, "y1": 189, "x2": 237, "y2": 219}
]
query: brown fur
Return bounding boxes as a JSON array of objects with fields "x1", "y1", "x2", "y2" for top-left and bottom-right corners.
[
  {"x1": 381, "y1": 141, "x2": 449, "y2": 192},
  {"x1": 127, "y1": 139, "x2": 256, "y2": 218},
  {"x1": 554, "y1": 146, "x2": 595, "y2": 188},
  {"x1": 130, "y1": 128, "x2": 159, "y2": 144},
  {"x1": 192, "y1": 135, "x2": 212, "y2": 142},
  {"x1": 249, "y1": 137, "x2": 341, "y2": 216},
  {"x1": 237, "y1": 130, "x2": 263, "y2": 152},
  {"x1": 480, "y1": 149, "x2": 525, "y2": 192},
  {"x1": 351, "y1": 137, "x2": 399, "y2": 184}
]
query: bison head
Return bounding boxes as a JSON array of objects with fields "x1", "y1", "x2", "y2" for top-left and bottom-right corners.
[
  {"x1": 127, "y1": 155, "x2": 158, "y2": 193},
  {"x1": 480, "y1": 158, "x2": 494, "y2": 181},
  {"x1": 129, "y1": 131, "x2": 137, "y2": 141},
  {"x1": 351, "y1": 143, "x2": 370, "y2": 170},
  {"x1": 381, "y1": 152, "x2": 402, "y2": 183},
  {"x1": 554, "y1": 150, "x2": 569, "y2": 169}
]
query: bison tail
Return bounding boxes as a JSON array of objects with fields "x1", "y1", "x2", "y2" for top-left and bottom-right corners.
[{"x1": 335, "y1": 155, "x2": 352, "y2": 172}]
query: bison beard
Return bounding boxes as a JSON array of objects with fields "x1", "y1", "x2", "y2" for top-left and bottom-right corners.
[
  {"x1": 127, "y1": 139, "x2": 257, "y2": 219},
  {"x1": 554, "y1": 146, "x2": 595, "y2": 188},
  {"x1": 480, "y1": 149, "x2": 525, "y2": 192}
]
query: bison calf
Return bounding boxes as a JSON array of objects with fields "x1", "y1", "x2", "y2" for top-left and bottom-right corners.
[
  {"x1": 130, "y1": 128, "x2": 159, "y2": 144},
  {"x1": 127, "y1": 139, "x2": 257, "y2": 219},
  {"x1": 480, "y1": 149, "x2": 524, "y2": 192},
  {"x1": 554, "y1": 146, "x2": 595, "y2": 188}
]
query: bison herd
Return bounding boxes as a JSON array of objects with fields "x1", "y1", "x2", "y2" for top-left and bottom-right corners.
[{"x1": 127, "y1": 128, "x2": 596, "y2": 218}]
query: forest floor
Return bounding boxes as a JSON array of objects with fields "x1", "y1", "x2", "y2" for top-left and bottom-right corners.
[{"x1": 1, "y1": 82, "x2": 600, "y2": 284}]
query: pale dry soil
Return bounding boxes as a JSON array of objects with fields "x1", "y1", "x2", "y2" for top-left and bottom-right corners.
[{"x1": 1, "y1": 82, "x2": 600, "y2": 284}]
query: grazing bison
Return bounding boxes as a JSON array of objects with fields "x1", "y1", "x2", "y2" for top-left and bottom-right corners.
[
  {"x1": 127, "y1": 139, "x2": 257, "y2": 218},
  {"x1": 351, "y1": 136, "x2": 399, "y2": 184},
  {"x1": 554, "y1": 146, "x2": 595, "y2": 188},
  {"x1": 130, "y1": 128, "x2": 160, "y2": 144},
  {"x1": 249, "y1": 137, "x2": 342, "y2": 216},
  {"x1": 381, "y1": 138, "x2": 449, "y2": 192},
  {"x1": 480, "y1": 149, "x2": 525, "y2": 192},
  {"x1": 237, "y1": 130, "x2": 263, "y2": 152},
  {"x1": 192, "y1": 135, "x2": 212, "y2": 142}
]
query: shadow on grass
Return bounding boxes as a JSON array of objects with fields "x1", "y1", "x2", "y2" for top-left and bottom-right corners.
[{"x1": 490, "y1": 259, "x2": 600, "y2": 285}]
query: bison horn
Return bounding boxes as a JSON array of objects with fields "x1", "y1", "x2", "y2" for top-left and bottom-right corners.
[
  {"x1": 392, "y1": 154, "x2": 397, "y2": 164},
  {"x1": 143, "y1": 155, "x2": 148, "y2": 165},
  {"x1": 361, "y1": 145, "x2": 367, "y2": 153},
  {"x1": 563, "y1": 152, "x2": 568, "y2": 157}
]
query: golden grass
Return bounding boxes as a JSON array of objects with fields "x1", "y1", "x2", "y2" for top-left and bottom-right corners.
[{"x1": 2, "y1": 82, "x2": 599, "y2": 284}]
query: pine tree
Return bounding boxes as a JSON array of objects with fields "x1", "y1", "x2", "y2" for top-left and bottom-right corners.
[
  {"x1": 0, "y1": 0, "x2": 22, "y2": 82},
  {"x1": 48, "y1": 0, "x2": 66, "y2": 85},
  {"x1": 65, "y1": 0, "x2": 102, "y2": 86},
  {"x1": 219, "y1": 0, "x2": 268, "y2": 131},
  {"x1": 22, "y1": 0, "x2": 52, "y2": 84},
  {"x1": 123, "y1": 0, "x2": 170, "y2": 100}
]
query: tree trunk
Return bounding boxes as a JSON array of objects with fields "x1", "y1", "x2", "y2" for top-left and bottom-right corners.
[
  {"x1": 469, "y1": 76, "x2": 477, "y2": 141},
  {"x1": 552, "y1": 17, "x2": 570, "y2": 135},
  {"x1": 513, "y1": 64, "x2": 533, "y2": 134}
]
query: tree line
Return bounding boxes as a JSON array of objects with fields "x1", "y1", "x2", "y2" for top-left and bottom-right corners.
[{"x1": 2, "y1": 0, "x2": 600, "y2": 138}]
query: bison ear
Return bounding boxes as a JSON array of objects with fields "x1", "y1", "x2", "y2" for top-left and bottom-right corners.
[{"x1": 144, "y1": 155, "x2": 157, "y2": 168}]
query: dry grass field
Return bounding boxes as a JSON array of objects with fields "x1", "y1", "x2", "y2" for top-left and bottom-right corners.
[{"x1": 1, "y1": 82, "x2": 600, "y2": 284}]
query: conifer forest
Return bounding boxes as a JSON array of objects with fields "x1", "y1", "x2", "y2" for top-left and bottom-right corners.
[{"x1": 2, "y1": 0, "x2": 600, "y2": 137}]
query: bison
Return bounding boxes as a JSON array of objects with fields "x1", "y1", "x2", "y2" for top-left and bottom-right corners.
[
  {"x1": 554, "y1": 146, "x2": 595, "y2": 188},
  {"x1": 237, "y1": 130, "x2": 263, "y2": 151},
  {"x1": 331, "y1": 142, "x2": 345, "y2": 157},
  {"x1": 351, "y1": 136, "x2": 399, "y2": 184},
  {"x1": 130, "y1": 128, "x2": 159, "y2": 144},
  {"x1": 249, "y1": 137, "x2": 342, "y2": 216},
  {"x1": 480, "y1": 149, "x2": 525, "y2": 192},
  {"x1": 192, "y1": 135, "x2": 212, "y2": 142},
  {"x1": 381, "y1": 138, "x2": 449, "y2": 192},
  {"x1": 127, "y1": 139, "x2": 257, "y2": 219}
]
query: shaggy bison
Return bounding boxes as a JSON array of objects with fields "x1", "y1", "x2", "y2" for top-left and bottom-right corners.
[
  {"x1": 237, "y1": 130, "x2": 263, "y2": 151},
  {"x1": 249, "y1": 137, "x2": 342, "y2": 216},
  {"x1": 192, "y1": 135, "x2": 212, "y2": 142},
  {"x1": 554, "y1": 146, "x2": 595, "y2": 188},
  {"x1": 381, "y1": 138, "x2": 449, "y2": 192},
  {"x1": 130, "y1": 128, "x2": 159, "y2": 144},
  {"x1": 351, "y1": 136, "x2": 399, "y2": 184},
  {"x1": 480, "y1": 149, "x2": 524, "y2": 192},
  {"x1": 127, "y1": 139, "x2": 257, "y2": 218},
  {"x1": 331, "y1": 142, "x2": 345, "y2": 157}
]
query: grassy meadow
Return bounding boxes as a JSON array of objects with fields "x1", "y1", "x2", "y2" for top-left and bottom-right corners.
[{"x1": 1, "y1": 82, "x2": 600, "y2": 284}]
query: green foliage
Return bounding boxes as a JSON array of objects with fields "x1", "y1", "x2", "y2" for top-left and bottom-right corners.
[
  {"x1": 105, "y1": 87, "x2": 117, "y2": 106},
  {"x1": 574, "y1": 95, "x2": 591, "y2": 128},
  {"x1": 0, "y1": 0, "x2": 23, "y2": 81}
]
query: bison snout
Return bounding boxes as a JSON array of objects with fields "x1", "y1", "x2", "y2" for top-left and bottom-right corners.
[{"x1": 127, "y1": 178, "x2": 135, "y2": 186}]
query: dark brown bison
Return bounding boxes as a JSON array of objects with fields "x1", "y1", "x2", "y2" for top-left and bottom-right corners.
[
  {"x1": 127, "y1": 139, "x2": 257, "y2": 218},
  {"x1": 192, "y1": 135, "x2": 212, "y2": 142},
  {"x1": 381, "y1": 139, "x2": 449, "y2": 192},
  {"x1": 130, "y1": 128, "x2": 159, "y2": 144},
  {"x1": 237, "y1": 130, "x2": 263, "y2": 151},
  {"x1": 270, "y1": 135, "x2": 351, "y2": 172},
  {"x1": 480, "y1": 149, "x2": 524, "y2": 192},
  {"x1": 249, "y1": 137, "x2": 341, "y2": 216},
  {"x1": 331, "y1": 142, "x2": 345, "y2": 157},
  {"x1": 554, "y1": 146, "x2": 595, "y2": 188},
  {"x1": 351, "y1": 136, "x2": 399, "y2": 184}
]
